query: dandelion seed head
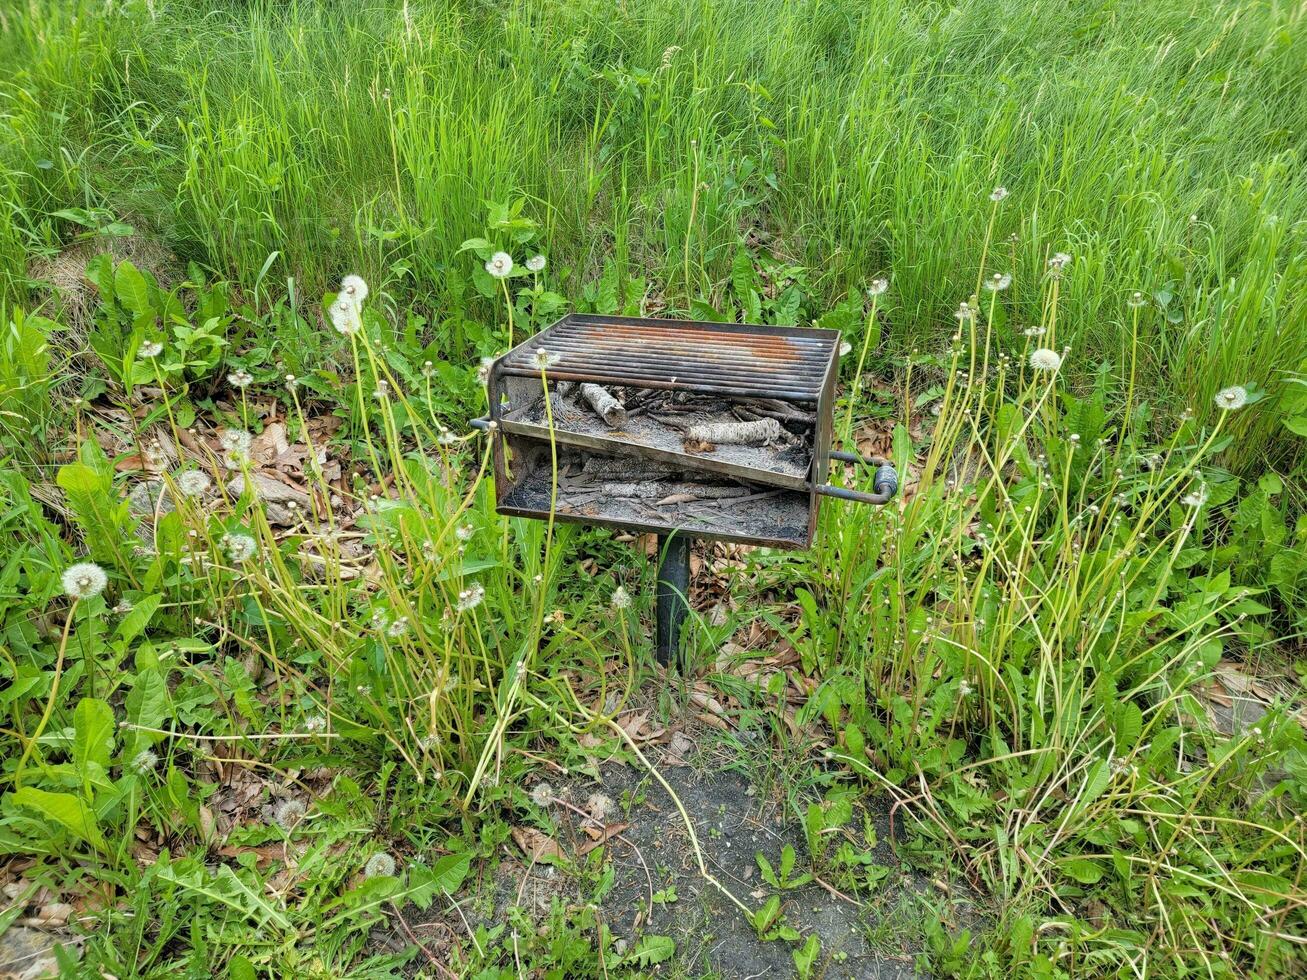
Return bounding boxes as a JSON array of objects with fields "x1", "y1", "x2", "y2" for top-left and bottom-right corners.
[
  {"x1": 867, "y1": 277, "x2": 889, "y2": 297},
  {"x1": 611, "y1": 585, "x2": 632, "y2": 610},
  {"x1": 222, "y1": 533, "x2": 258, "y2": 563},
  {"x1": 228, "y1": 369, "x2": 253, "y2": 388},
  {"x1": 455, "y1": 524, "x2": 474, "y2": 542},
  {"x1": 985, "y1": 273, "x2": 1012, "y2": 292},
  {"x1": 989, "y1": 186, "x2": 1008, "y2": 202},
  {"x1": 130, "y1": 749, "x2": 159, "y2": 775},
  {"x1": 954, "y1": 301, "x2": 973, "y2": 321},
  {"x1": 304, "y1": 715, "x2": 326, "y2": 733},
  {"x1": 330, "y1": 298, "x2": 361, "y2": 335},
  {"x1": 176, "y1": 469, "x2": 211, "y2": 498},
  {"x1": 1127, "y1": 291, "x2": 1147, "y2": 308},
  {"x1": 387, "y1": 616, "x2": 410, "y2": 638},
  {"x1": 526, "y1": 254, "x2": 547, "y2": 273},
  {"x1": 220, "y1": 429, "x2": 253, "y2": 469},
  {"x1": 1047, "y1": 252, "x2": 1072, "y2": 275},
  {"x1": 1213, "y1": 385, "x2": 1247, "y2": 411},
  {"x1": 340, "y1": 274, "x2": 369, "y2": 303},
  {"x1": 531, "y1": 782, "x2": 554, "y2": 807},
  {"x1": 364, "y1": 852, "x2": 397, "y2": 878},
  {"x1": 1029, "y1": 348, "x2": 1062, "y2": 372},
  {"x1": 485, "y1": 252, "x2": 513, "y2": 278},
  {"x1": 62, "y1": 562, "x2": 108, "y2": 600},
  {"x1": 437, "y1": 429, "x2": 457, "y2": 445},
  {"x1": 273, "y1": 798, "x2": 307, "y2": 829},
  {"x1": 139, "y1": 341, "x2": 163, "y2": 359},
  {"x1": 456, "y1": 582, "x2": 485, "y2": 612},
  {"x1": 532, "y1": 348, "x2": 561, "y2": 370},
  {"x1": 373, "y1": 380, "x2": 390, "y2": 401},
  {"x1": 1182, "y1": 485, "x2": 1209, "y2": 508},
  {"x1": 421, "y1": 360, "x2": 435, "y2": 378},
  {"x1": 477, "y1": 356, "x2": 495, "y2": 386}
]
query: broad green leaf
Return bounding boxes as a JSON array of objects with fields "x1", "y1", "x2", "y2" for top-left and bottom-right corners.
[
  {"x1": 409, "y1": 850, "x2": 472, "y2": 910},
  {"x1": 125, "y1": 668, "x2": 172, "y2": 749},
  {"x1": 11, "y1": 787, "x2": 106, "y2": 851},
  {"x1": 626, "y1": 935, "x2": 674, "y2": 966},
  {"x1": 156, "y1": 862, "x2": 290, "y2": 930},
  {"x1": 114, "y1": 260, "x2": 153, "y2": 316},
  {"x1": 1062, "y1": 858, "x2": 1104, "y2": 884},
  {"x1": 56, "y1": 461, "x2": 108, "y2": 496},
  {"x1": 116, "y1": 593, "x2": 162, "y2": 642},
  {"x1": 73, "y1": 697, "x2": 115, "y2": 772}
]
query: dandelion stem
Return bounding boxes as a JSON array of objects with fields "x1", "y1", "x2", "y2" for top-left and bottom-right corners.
[{"x1": 11, "y1": 600, "x2": 77, "y2": 788}]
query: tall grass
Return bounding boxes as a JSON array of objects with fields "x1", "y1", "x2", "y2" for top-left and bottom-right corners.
[{"x1": 2, "y1": 0, "x2": 1304, "y2": 469}]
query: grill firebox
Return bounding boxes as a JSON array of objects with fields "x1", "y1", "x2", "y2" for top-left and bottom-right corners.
[{"x1": 477, "y1": 314, "x2": 898, "y2": 663}]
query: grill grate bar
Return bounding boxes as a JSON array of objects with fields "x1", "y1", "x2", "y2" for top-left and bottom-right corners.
[
  {"x1": 496, "y1": 366, "x2": 821, "y2": 402},
  {"x1": 501, "y1": 317, "x2": 835, "y2": 401},
  {"x1": 511, "y1": 344, "x2": 826, "y2": 386}
]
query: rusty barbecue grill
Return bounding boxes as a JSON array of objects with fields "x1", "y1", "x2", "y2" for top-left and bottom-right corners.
[{"x1": 474, "y1": 314, "x2": 898, "y2": 666}]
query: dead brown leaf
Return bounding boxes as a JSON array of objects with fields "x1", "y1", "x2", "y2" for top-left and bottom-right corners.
[
  {"x1": 578, "y1": 822, "x2": 631, "y2": 855},
  {"x1": 512, "y1": 826, "x2": 566, "y2": 863}
]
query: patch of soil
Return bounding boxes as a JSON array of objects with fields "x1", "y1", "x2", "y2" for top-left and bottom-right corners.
[
  {"x1": 572, "y1": 763, "x2": 929, "y2": 979},
  {"x1": 384, "y1": 750, "x2": 976, "y2": 978}
]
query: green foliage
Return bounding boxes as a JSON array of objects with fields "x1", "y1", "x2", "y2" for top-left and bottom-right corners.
[{"x1": 0, "y1": 1, "x2": 1303, "y2": 976}]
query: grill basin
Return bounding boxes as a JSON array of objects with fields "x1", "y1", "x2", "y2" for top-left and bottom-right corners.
[{"x1": 478, "y1": 313, "x2": 899, "y2": 665}]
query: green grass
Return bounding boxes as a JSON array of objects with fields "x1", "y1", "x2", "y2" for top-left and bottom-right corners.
[
  {"x1": 3, "y1": 0, "x2": 1306, "y2": 468},
  {"x1": 1, "y1": 1, "x2": 1305, "y2": 977}
]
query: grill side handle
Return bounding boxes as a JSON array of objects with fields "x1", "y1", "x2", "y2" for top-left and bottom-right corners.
[{"x1": 820, "y1": 450, "x2": 899, "y2": 505}]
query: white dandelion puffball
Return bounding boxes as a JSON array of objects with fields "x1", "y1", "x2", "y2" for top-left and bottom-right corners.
[
  {"x1": 485, "y1": 252, "x2": 513, "y2": 278},
  {"x1": 62, "y1": 562, "x2": 108, "y2": 600},
  {"x1": 1047, "y1": 252, "x2": 1072, "y2": 273},
  {"x1": 985, "y1": 273, "x2": 1012, "y2": 292},
  {"x1": 839, "y1": 341, "x2": 852, "y2": 357},
  {"x1": 533, "y1": 348, "x2": 561, "y2": 371},
  {"x1": 990, "y1": 186, "x2": 1008, "y2": 202},
  {"x1": 456, "y1": 582, "x2": 485, "y2": 612},
  {"x1": 1213, "y1": 385, "x2": 1247, "y2": 411},
  {"x1": 526, "y1": 254, "x2": 547, "y2": 272},
  {"x1": 1029, "y1": 348, "x2": 1062, "y2": 372},
  {"x1": 867, "y1": 277, "x2": 889, "y2": 297},
  {"x1": 222, "y1": 533, "x2": 258, "y2": 563},
  {"x1": 176, "y1": 470, "x2": 211, "y2": 498},
  {"x1": 611, "y1": 585, "x2": 632, "y2": 610},
  {"x1": 330, "y1": 297, "x2": 361, "y2": 335},
  {"x1": 130, "y1": 749, "x2": 159, "y2": 775},
  {"x1": 1181, "y1": 485, "x2": 1209, "y2": 508},
  {"x1": 304, "y1": 715, "x2": 326, "y2": 733},
  {"x1": 530, "y1": 782, "x2": 554, "y2": 808},
  {"x1": 455, "y1": 524, "x2": 474, "y2": 542},
  {"x1": 138, "y1": 341, "x2": 163, "y2": 359},
  {"x1": 273, "y1": 799, "x2": 307, "y2": 829},
  {"x1": 364, "y1": 852, "x2": 397, "y2": 879},
  {"x1": 340, "y1": 274, "x2": 369, "y2": 304},
  {"x1": 477, "y1": 356, "x2": 495, "y2": 386},
  {"x1": 1127, "y1": 291, "x2": 1148, "y2": 308},
  {"x1": 228, "y1": 369, "x2": 253, "y2": 388}
]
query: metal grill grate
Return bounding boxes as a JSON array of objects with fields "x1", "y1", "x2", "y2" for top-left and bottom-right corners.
[{"x1": 497, "y1": 315, "x2": 835, "y2": 402}]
